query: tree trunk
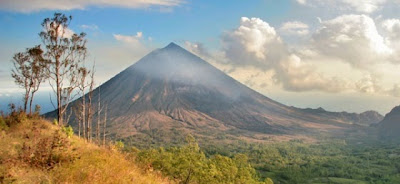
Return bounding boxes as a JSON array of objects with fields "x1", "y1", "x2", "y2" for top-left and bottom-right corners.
[
  {"x1": 24, "y1": 90, "x2": 29, "y2": 113},
  {"x1": 103, "y1": 105, "x2": 107, "y2": 146},
  {"x1": 56, "y1": 59, "x2": 62, "y2": 126},
  {"x1": 97, "y1": 87, "x2": 101, "y2": 144}
]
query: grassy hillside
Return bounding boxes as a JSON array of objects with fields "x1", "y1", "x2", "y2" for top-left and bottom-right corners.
[{"x1": 0, "y1": 112, "x2": 170, "y2": 184}]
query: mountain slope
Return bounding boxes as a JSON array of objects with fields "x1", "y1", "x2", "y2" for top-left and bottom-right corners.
[
  {"x1": 48, "y1": 43, "x2": 382, "y2": 143},
  {"x1": 298, "y1": 107, "x2": 382, "y2": 126},
  {"x1": 377, "y1": 105, "x2": 400, "y2": 138}
]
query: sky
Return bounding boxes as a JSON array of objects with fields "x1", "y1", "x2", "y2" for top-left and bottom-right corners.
[{"x1": 0, "y1": 0, "x2": 400, "y2": 114}]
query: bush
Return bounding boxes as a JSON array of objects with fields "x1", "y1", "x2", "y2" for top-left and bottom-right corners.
[
  {"x1": 135, "y1": 137, "x2": 268, "y2": 184},
  {"x1": 19, "y1": 129, "x2": 71, "y2": 169},
  {"x1": 0, "y1": 116, "x2": 7, "y2": 131},
  {"x1": 61, "y1": 126, "x2": 73, "y2": 138},
  {"x1": 115, "y1": 141, "x2": 125, "y2": 150},
  {"x1": 53, "y1": 119, "x2": 58, "y2": 126},
  {"x1": 5, "y1": 104, "x2": 27, "y2": 127}
]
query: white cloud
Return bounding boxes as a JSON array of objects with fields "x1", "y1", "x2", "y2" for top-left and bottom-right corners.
[
  {"x1": 296, "y1": 0, "x2": 387, "y2": 13},
  {"x1": 220, "y1": 17, "x2": 349, "y2": 92},
  {"x1": 341, "y1": 0, "x2": 386, "y2": 13},
  {"x1": 80, "y1": 24, "x2": 99, "y2": 31},
  {"x1": 113, "y1": 32, "x2": 144, "y2": 43},
  {"x1": 184, "y1": 41, "x2": 211, "y2": 59},
  {"x1": 275, "y1": 54, "x2": 349, "y2": 92},
  {"x1": 312, "y1": 14, "x2": 392, "y2": 69},
  {"x1": 296, "y1": 0, "x2": 307, "y2": 5},
  {"x1": 355, "y1": 74, "x2": 382, "y2": 93},
  {"x1": 280, "y1": 21, "x2": 309, "y2": 36},
  {"x1": 221, "y1": 17, "x2": 286, "y2": 69},
  {"x1": 0, "y1": 0, "x2": 184, "y2": 13},
  {"x1": 382, "y1": 19, "x2": 400, "y2": 39},
  {"x1": 381, "y1": 19, "x2": 400, "y2": 63}
]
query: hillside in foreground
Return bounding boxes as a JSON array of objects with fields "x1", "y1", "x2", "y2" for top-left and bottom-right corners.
[
  {"x1": 0, "y1": 111, "x2": 273, "y2": 184},
  {"x1": 0, "y1": 113, "x2": 170, "y2": 184}
]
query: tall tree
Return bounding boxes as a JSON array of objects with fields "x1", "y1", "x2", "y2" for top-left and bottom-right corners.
[
  {"x1": 11, "y1": 45, "x2": 48, "y2": 114},
  {"x1": 39, "y1": 13, "x2": 87, "y2": 126},
  {"x1": 86, "y1": 65, "x2": 95, "y2": 142},
  {"x1": 77, "y1": 67, "x2": 89, "y2": 139}
]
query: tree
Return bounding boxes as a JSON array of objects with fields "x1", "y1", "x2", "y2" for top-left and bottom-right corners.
[
  {"x1": 39, "y1": 13, "x2": 88, "y2": 126},
  {"x1": 11, "y1": 45, "x2": 48, "y2": 114}
]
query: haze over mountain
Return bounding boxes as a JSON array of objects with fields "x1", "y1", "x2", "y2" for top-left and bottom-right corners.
[
  {"x1": 377, "y1": 105, "x2": 400, "y2": 138},
  {"x1": 48, "y1": 43, "x2": 383, "y2": 142}
]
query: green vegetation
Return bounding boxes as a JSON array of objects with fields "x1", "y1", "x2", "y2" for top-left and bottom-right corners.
[
  {"x1": 122, "y1": 128, "x2": 400, "y2": 184},
  {"x1": 201, "y1": 140, "x2": 400, "y2": 184},
  {"x1": 133, "y1": 135, "x2": 273, "y2": 184}
]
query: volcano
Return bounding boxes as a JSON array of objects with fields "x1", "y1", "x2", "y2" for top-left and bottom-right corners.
[{"x1": 48, "y1": 43, "x2": 383, "y2": 143}]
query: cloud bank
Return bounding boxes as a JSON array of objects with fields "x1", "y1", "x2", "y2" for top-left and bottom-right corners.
[
  {"x1": 188, "y1": 15, "x2": 400, "y2": 97},
  {"x1": 296, "y1": 0, "x2": 387, "y2": 13},
  {"x1": 219, "y1": 17, "x2": 348, "y2": 93}
]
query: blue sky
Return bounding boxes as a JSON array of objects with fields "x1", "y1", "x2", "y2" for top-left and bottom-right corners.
[{"x1": 1, "y1": 0, "x2": 400, "y2": 114}]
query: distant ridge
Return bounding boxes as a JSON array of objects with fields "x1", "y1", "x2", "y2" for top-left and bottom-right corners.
[{"x1": 377, "y1": 105, "x2": 400, "y2": 138}]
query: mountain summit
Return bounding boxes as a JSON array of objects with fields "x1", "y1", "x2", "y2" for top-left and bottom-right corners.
[{"x1": 48, "y1": 43, "x2": 383, "y2": 143}]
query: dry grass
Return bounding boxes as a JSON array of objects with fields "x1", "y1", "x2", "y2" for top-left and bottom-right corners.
[{"x1": 0, "y1": 115, "x2": 171, "y2": 184}]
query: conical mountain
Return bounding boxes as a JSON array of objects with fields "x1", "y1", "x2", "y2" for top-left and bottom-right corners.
[{"x1": 48, "y1": 43, "x2": 383, "y2": 142}]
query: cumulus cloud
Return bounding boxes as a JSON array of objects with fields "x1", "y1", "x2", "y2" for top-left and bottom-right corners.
[
  {"x1": 113, "y1": 32, "x2": 144, "y2": 44},
  {"x1": 311, "y1": 14, "x2": 392, "y2": 69},
  {"x1": 0, "y1": 0, "x2": 184, "y2": 13},
  {"x1": 355, "y1": 74, "x2": 382, "y2": 94},
  {"x1": 220, "y1": 17, "x2": 348, "y2": 92},
  {"x1": 354, "y1": 74, "x2": 400, "y2": 97},
  {"x1": 296, "y1": 0, "x2": 387, "y2": 13},
  {"x1": 280, "y1": 21, "x2": 309, "y2": 36},
  {"x1": 221, "y1": 17, "x2": 287, "y2": 69},
  {"x1": 275, "y1": 54, "x2": 349, "y2": 92},
  {"x1": 381, "y1": 19, "x2": 400, "y2": 63},
  {"x1": 184, "y1": 41, "x2": 211, "y2": 59}
]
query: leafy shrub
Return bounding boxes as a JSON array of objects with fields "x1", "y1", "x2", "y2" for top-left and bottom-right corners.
[
  {"x1": 53, "y1": 119, "x2": 58, "y2": 126},
  {"x1": 61, "y1": 126, "x2": 73, "y2": 138},
  {"x1": 115, "y1": 141, "x2": 125, "y2": 150}
]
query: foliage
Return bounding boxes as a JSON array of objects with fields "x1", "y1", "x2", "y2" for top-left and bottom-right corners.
[
  {"x1": 53, "y1": 119, "x2": 58, "y2": 126},
  {"x1": 61, "y1": 125, "x2": 74, "y2": 138},
  {"x1": 11, "y1": 45, "x2": 48, "y2": 114},
  {"x1": 135, "y1": 135, "x2": 271, "y2": 184},
  {"x1": 39, "y1": 13, "x2": 89, "y2": 126},
  {"x1": 115, "y1": 140, "x2": 125, "y2": 150},
  {"x1": 202, "y1": 140, "x2": 400, "y2": 184}
]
